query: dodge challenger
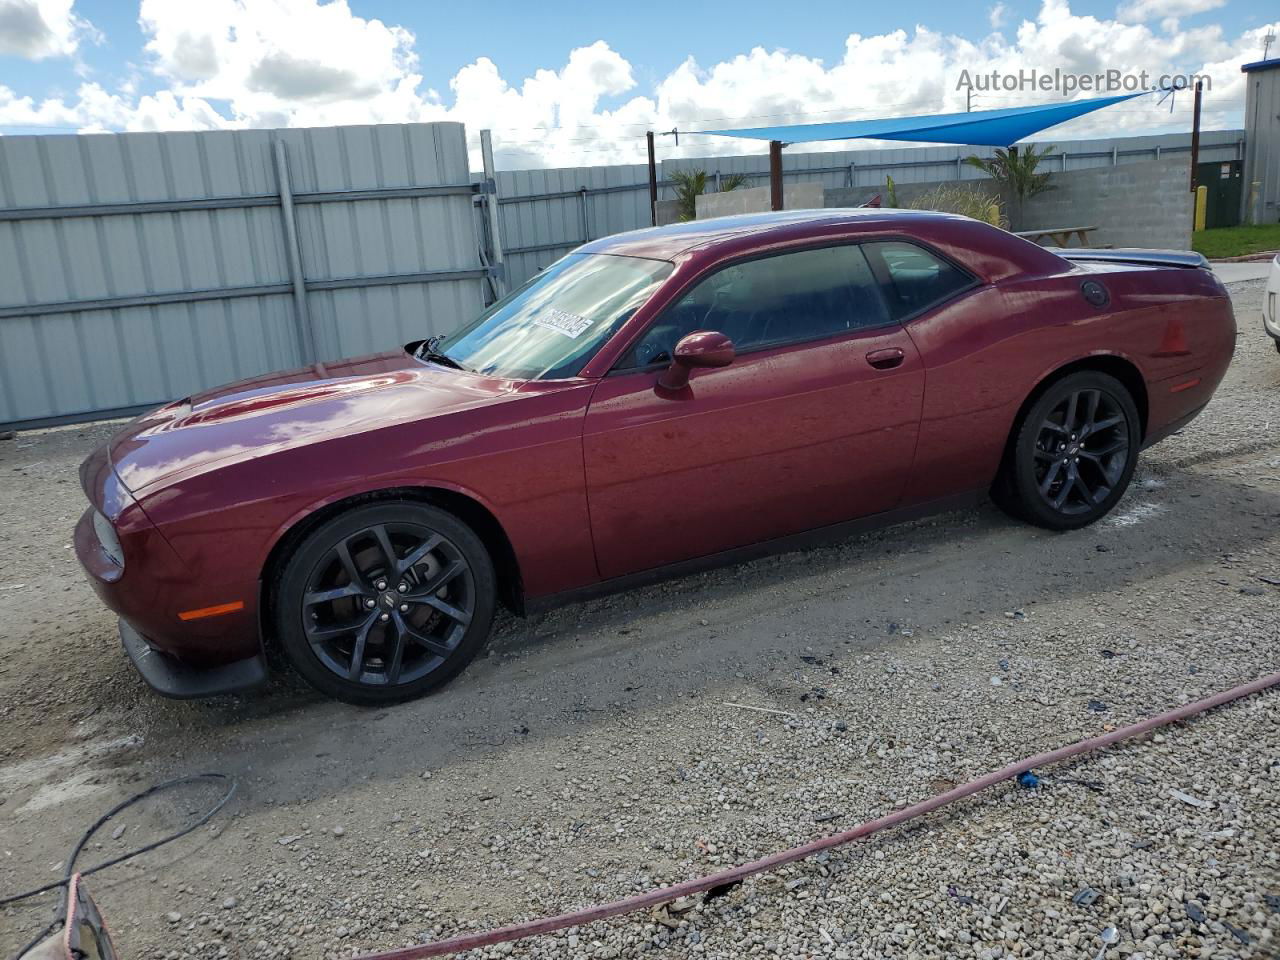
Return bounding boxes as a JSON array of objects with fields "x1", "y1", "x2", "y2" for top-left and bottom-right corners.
[{"x1": 74, "y1": 209, "x2": 1236, "y2": 703}]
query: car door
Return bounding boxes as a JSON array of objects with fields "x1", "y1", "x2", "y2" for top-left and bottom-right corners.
[{"x1": 582, "y1": 243, "x2": 926, "y2": 580}]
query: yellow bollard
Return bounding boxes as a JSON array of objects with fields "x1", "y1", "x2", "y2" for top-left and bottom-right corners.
[{"x1": 1193, "y1": 185, "x2": 1207, "y2": 232}]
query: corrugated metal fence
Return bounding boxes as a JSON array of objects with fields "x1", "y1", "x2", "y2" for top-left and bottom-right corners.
[
  {"x1": 0, "y1": 122, "x2": 490, "y2": 430},
  {"x1": 490, "y1": 129, "x2": 1245, "y2": 287},
  {"x1": 493, "y1": 162, "x2": 653, "y2": 291}
]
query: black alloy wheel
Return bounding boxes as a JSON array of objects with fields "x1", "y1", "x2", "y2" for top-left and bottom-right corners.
[
  {"x1": 275, "y1": 502, "x2": 495, "y2": 703},
  {"x1": 997, "y1": 371, "x2": 1140, "y2": 531},
  {"x1": 1032, "y1": 386, "x2": 1130, "y2": 516}
]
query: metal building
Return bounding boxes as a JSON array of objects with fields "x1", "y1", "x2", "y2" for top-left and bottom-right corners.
[{"x1": 1242, "y1": 57, "x2": 1280, "y2": 223}]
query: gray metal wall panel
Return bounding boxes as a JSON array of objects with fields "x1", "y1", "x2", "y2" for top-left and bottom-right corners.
[
  {"x1": 1243, "y1": 68, "x2": 1280, "y2": 220},
  {"x1": 0, "y1": 121, "x2": 484, "y2": 428}
]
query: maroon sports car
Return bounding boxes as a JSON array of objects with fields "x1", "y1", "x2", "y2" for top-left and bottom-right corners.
[{"x1": 75, "y1": 210, "x2": 1235, "y2": 704}]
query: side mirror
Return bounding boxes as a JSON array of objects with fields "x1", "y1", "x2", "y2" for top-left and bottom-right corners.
[{"x1": 658, "y1": 331, "x2": 735, "y2": 390}]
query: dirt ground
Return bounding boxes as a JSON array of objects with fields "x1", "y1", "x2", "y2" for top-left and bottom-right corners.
[{"x1": 1, "y1": 279, "x2": 1277, "y2": 960}]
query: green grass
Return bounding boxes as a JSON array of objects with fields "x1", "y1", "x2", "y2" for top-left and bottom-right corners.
[{"x1": 1192, "y1": 223, "x2": 1280, "y2": 259}]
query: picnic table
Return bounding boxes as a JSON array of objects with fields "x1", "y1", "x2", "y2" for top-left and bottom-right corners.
[{"x1": 1013, "y1": 226, "x2": 1109, "y2": 248}]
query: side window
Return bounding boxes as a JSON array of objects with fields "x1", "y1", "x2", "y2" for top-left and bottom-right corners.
[
  {"x1": 864, "y1": 240, "x2": 974, "y2": 320},
  {"x1": 619, "y1": 245, "x2": 889, "y2": 369}
]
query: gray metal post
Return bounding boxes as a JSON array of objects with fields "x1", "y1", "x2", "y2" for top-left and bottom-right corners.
[
  {"x1": 579, "y1": 187, "x2": 589, "y2": 245},
  {"x1": 273, "y1": 139, "x2": 317, "y2": 364},
  {"x1": 479, "y1": 129, "x2": 506, "y2": 298}
]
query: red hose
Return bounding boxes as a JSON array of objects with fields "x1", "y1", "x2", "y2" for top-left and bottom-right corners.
[{"x1": 359, "y1": 670, "x2": 1280, "y2": 960}]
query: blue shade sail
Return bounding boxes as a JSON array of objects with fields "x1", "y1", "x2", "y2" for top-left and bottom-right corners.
[{"x1": 703, "y1": 93, "x2": 1147, "y2": 147}]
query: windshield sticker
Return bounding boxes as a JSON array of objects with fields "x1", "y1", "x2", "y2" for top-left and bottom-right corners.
[{"x1": 532, "y1": 308, "x2": 593, "y2": 339}]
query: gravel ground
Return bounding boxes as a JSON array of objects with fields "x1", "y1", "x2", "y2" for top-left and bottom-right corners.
[{"x1": 1, "y1": 279, "x2": 1278, "y2": 960}]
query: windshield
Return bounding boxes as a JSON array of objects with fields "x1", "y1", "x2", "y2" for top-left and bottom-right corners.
[{"x1": 434, "y1": 253, "x2": 673, "y2": 379}]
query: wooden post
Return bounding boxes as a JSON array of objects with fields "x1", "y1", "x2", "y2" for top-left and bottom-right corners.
[
  {"x1": 769, "y1": 140, "x2": 783, "y2": 211},
  {"x1": 646, "y1": 131, "x2": 658, "y2": 226},
  {"x1": 1189, "y1": 80, "x2": 1203, "y2": 194}
]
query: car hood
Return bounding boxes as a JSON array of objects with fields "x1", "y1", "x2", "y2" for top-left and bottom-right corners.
[{"x1": 108, "y1": 349, "x2": 527, "y2": 494}]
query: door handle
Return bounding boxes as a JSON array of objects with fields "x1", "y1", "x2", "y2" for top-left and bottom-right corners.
[{"x1": 865, "y1": 347, "x2": 905, "y2": 370}]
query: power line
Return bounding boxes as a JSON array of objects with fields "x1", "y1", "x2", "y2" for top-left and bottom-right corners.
[{"x1": 486, "y1": 96, "x2": 989, "y2": 135}]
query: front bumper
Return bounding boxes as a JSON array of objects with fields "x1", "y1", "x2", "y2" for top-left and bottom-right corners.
[
  {"x1": 75, "y1": 444, "x2": 264, "y2": 677},
  {"x1": 120, "y1": 619, "x2": 268, "y2": 699}
]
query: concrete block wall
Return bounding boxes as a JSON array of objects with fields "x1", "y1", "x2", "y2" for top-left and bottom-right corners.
[
  {"x1": 1013, "y1": 158, "x2": 1193, "y2": 250},
  {"x1": 826, "y1": 158, "x2": 1193, "y2": 250},
  {"x1": 825, "y1": 180, "x2": 1000, "y2": 210},
  {"x1": 655, "y1": 199, "x2": 682, "y2": 226},
  {"x1": 695, "y1": 183, "x2": 824, "y2": 219}
]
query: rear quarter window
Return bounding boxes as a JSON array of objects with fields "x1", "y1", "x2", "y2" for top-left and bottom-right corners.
[{"x1": 864, "y1": 240, "x2": 975, "y2": 320}]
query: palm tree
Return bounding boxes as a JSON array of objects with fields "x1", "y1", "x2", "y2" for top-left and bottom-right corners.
[
  {"x1": 964, "y1": 144, "x2": 1056, "y2": 228},
  {"x1": 671, "y1": 169, "x2": 749, "y2": 222}
]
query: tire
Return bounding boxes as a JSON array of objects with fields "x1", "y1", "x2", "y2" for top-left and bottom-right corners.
[
  {"x1": 995, "y1": 371, "x2": 1140, "y2": 531},
  {"x1": 274, "y1": 501, "x2": 496, "y2": 704}
]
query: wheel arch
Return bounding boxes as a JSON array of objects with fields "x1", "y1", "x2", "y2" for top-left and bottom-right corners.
[
  {"x1": 259, "y1": 486, "x2": 525, "y2": 636},
  {"x1": 995, "y1": 353, "x2": 1148, "y2": 488}
]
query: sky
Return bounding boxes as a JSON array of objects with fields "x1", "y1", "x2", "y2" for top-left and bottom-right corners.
[{"x1": 0, "y1": 0, "x2": 1277, "y2": 169}]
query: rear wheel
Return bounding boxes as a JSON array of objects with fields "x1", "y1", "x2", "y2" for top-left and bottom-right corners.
[
  {"x1": 274, "y1": 501, "x2": 495, "y2": 704},
  {"x1": 996, "y1": 371, "x2": 1140, "y2": 531}
]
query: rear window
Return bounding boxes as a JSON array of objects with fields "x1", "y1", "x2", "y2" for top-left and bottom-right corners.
[{"x1": 864, "y1": 240, "x2": 974, "y2": 319}]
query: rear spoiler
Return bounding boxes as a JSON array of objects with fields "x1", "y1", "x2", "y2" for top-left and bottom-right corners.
[{"x1": 1048, "y1": 247, "x2": 1210, "y2": 270}]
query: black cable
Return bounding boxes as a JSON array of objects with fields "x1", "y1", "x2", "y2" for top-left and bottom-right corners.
[{"x1": 2, "y1": 772, "x2": 237, "y2": 959}]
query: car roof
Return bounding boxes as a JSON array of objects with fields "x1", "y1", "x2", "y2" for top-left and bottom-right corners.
[{"x1": 577, "y1": 208, "x2": 971, "y2": 260}]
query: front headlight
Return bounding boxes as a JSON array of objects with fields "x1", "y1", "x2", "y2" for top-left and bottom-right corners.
[{"x1": 92, "y1": 510, "x2": 125, "y2": 568}]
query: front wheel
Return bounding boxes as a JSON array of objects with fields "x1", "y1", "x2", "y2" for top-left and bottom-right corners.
[
  {"x1": 995, "y1": 371, "x2": 1141, "y2": 531},
  {"x1": 273, "y1": 501, "x2": 496, "y2": 704}
]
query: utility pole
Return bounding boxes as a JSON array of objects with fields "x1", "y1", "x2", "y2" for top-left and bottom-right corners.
[
  {"x1": 966, "y1": 87, "x2": 972, "y2": 113},
  {"x1": 1189, "y1": 80, "x2": 1202, "y2": 193}
]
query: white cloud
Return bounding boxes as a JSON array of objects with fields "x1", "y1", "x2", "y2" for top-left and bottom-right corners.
[
  {"x1": 0, "y1": 82, "x2": 228, "y2": 132},
  {"x1": 0, "y1": 0, "x2": 1275, "y2": 171},
  {"x1": 989, "y1": 3, "x2": 1008, "y2": 30},
  {"x1": 0, "y1": 0, "x2": 93, "y2": 59},
  {"x1": 138, "y1": 0, "x2": 416, "y2": 109},
  {"x1": 1116, "y1": 0, "x2": 1224, "y2": 25}
]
